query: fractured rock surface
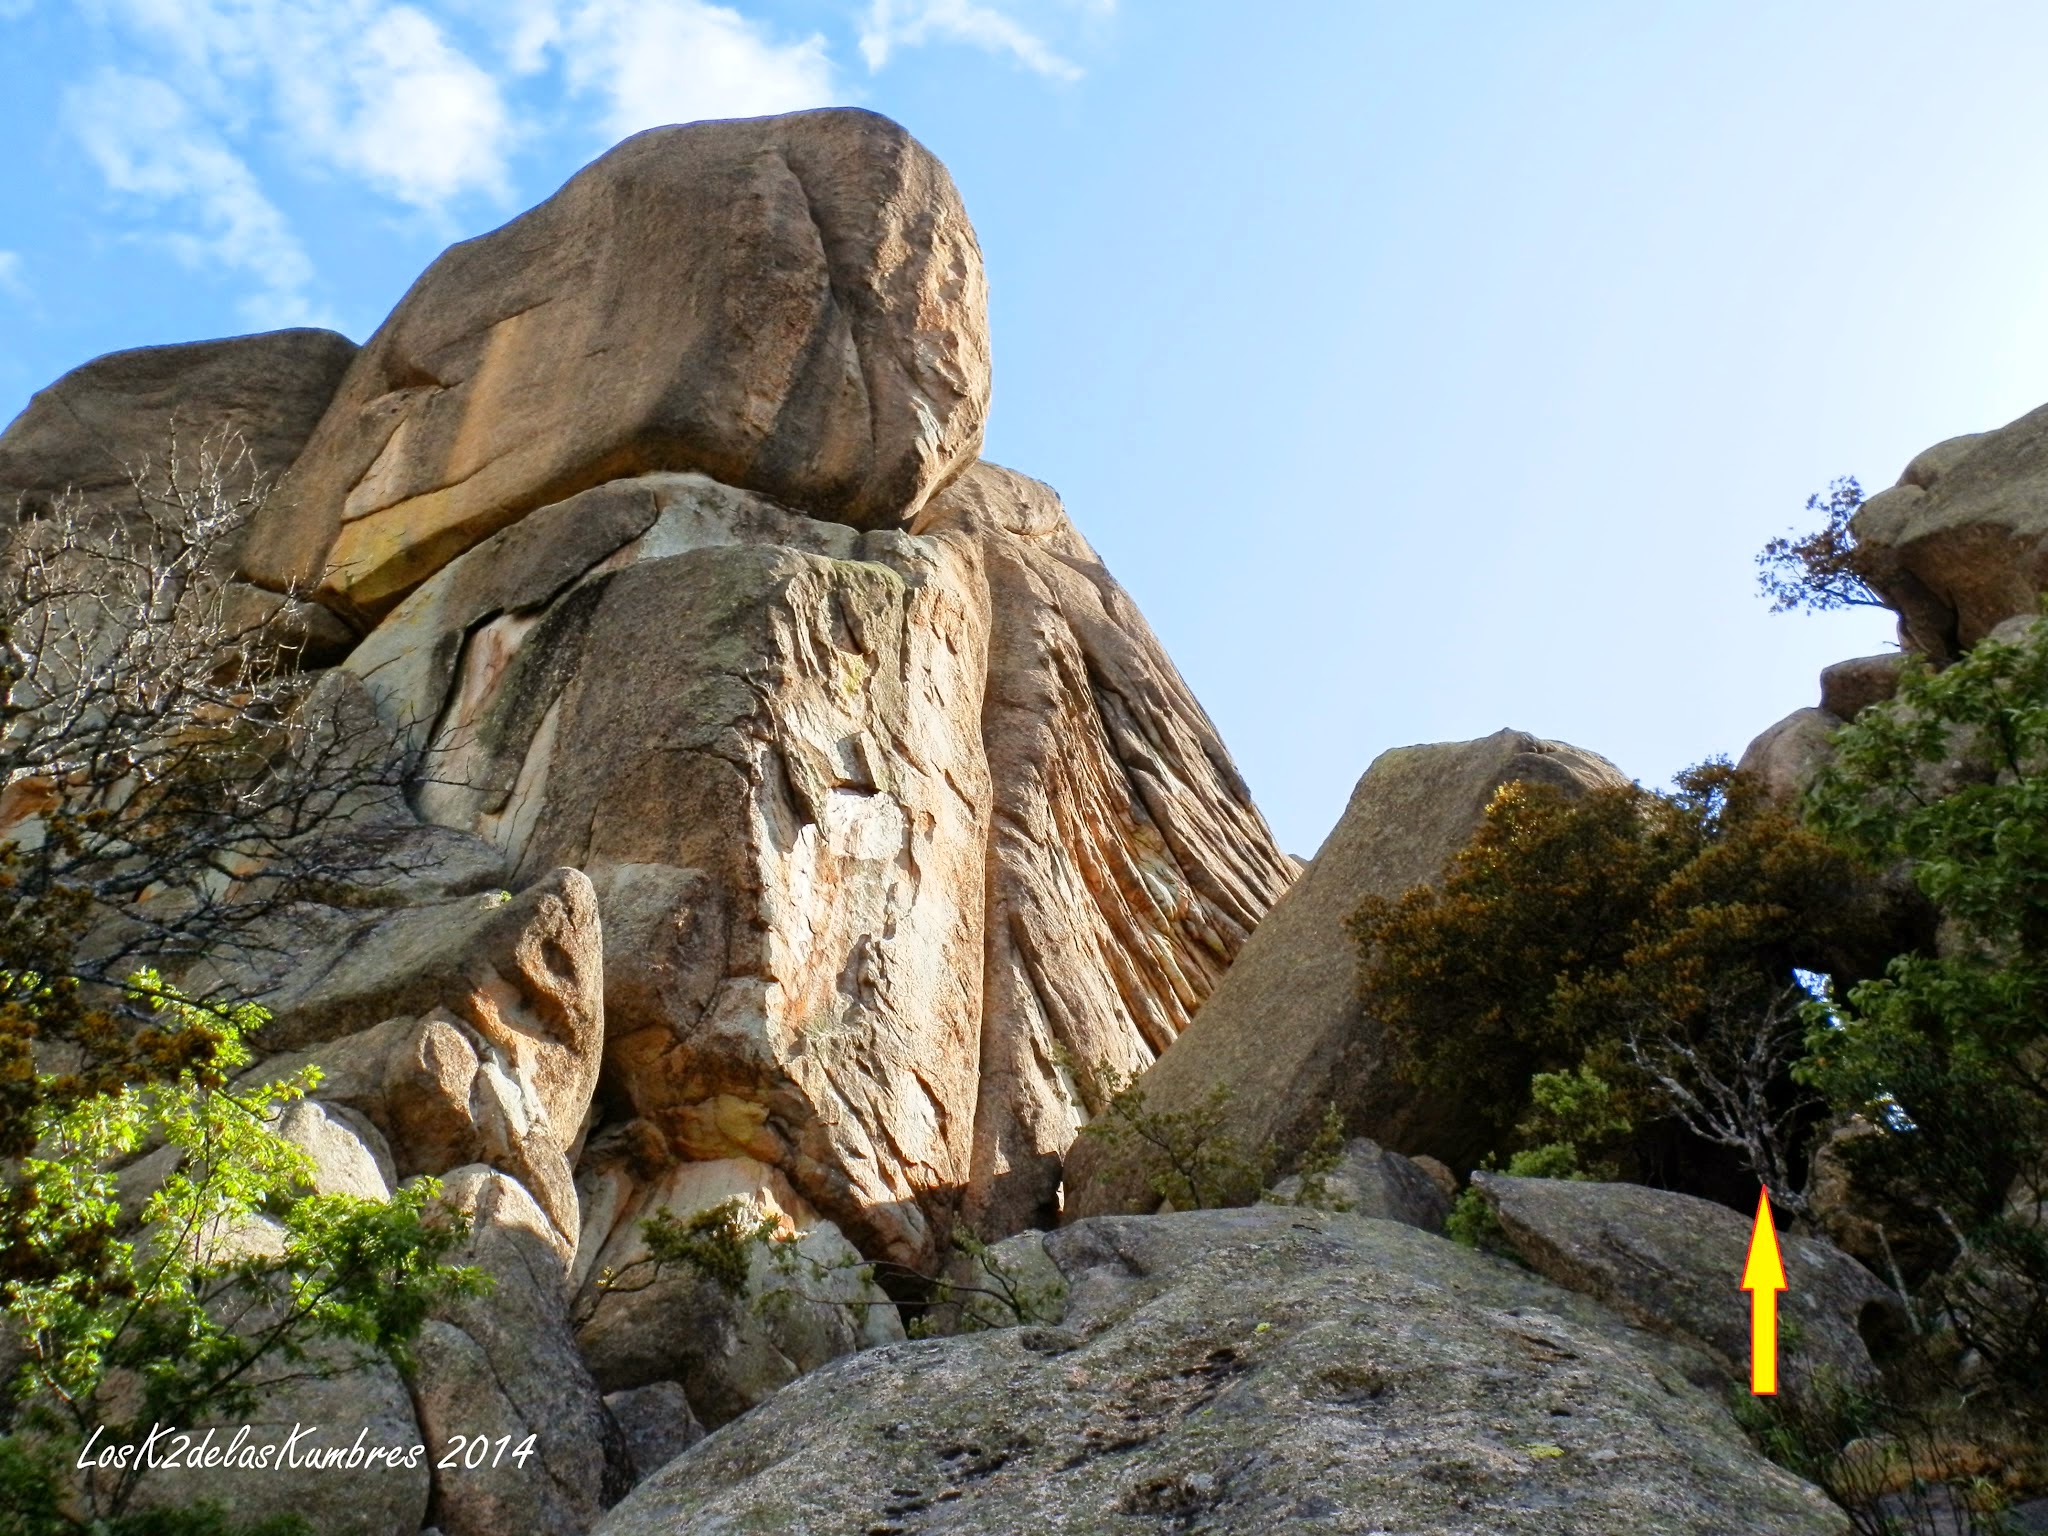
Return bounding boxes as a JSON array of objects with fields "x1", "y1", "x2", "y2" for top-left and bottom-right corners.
[
  {"x1": 340, "y1": 462, "x2": 1291, "y2": 1267},
  {"x1": 921, "y1": 464, "x2": 1298, "y2": 1237},
  {"x1": 593, "y1": 1207, "x2": 1850, "y2": 1536},
  {"x1": 1265, "y1": 1135, "x2": 1452, "y2": 1231},
  {"x1": 248, "y1": 868, "x2": 605, "y2": 1248}
]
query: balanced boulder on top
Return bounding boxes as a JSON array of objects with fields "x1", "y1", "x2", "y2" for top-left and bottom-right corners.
[{"x1": 238, "y1": 108, "x2": 992, "y2": 623}]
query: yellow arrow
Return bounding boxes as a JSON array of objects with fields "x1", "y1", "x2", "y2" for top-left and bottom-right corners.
[{"x1": 1741, "y1": 1186, "x2": 1788, "y2": 1395}]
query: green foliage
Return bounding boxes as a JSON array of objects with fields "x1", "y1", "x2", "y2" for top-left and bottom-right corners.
[
  {"x1": 0, "y1": 431, "x2": 419, "y2": 1232},
  {"x1": 907, "y1": 1228, "x2": 1068, "y2": 1338},
  {"x1": 1440, "y1": 1072, "x2": 1630, "y2": 1255},
  {"x1": 1348, "y1": 761, "x2": 1877, "y2": 1185},
  {"x1": 0, "y1": 980, "x2": 487, "y2": 1526},
  {"x1": 1758, "y1": 476, "x2": 1888, "y2": 615},
  {"x1": 1265, "y1": 1104, "x2": 1353, "y2": 1212},
  {"x1": 1444, "y1": 1187, "x2": 1507, "y2": 1252},
  {"x1": 640, "y1": 1198, "x2": 777, "y2": 1300},
  {"x1": 1070, "y1": 1059, "x2": 1276, "y2": 1212},
  {"x1": 1803, "y1": 614, "x2": 2048, "y2": 1386},
  {"x1": 574, "y1": 1197, "x2": 779, "y2": 1340},
  {"x1": 1734, "y1": 1370, "x2": 2032, "y2": 1536},
  {"x1": 0, "y1": 1431, "x2": 311, "y2": 1536},
  {"x1": 1506, "y1": 1066, "x2": 1634, "y2": 1180},
  {"x1": 1, "y1": 1426, "x2": 312, "y2": 1535}
]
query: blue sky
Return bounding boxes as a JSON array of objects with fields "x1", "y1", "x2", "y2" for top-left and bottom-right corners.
[{"x1": 5, "y1": 2, "x2": 2048, "y2": 855}]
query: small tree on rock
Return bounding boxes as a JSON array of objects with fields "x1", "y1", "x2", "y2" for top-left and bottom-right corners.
[{"x1": 1757, "y1": 475, "x2": 1888, "y2": 615}]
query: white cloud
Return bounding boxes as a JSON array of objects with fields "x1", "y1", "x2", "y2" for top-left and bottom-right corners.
[
  {"x1": 514, "y1": 0, "x2": 835, "y2": 140},
  {"x1": 88, "y1": 0, "x2": 512, "y2": 211},
  {"x1": 0, "y1": 252, "x2": 26, "y2": 300},
  {"x1": 859, "y1": 0, "x2": 1083, "y2": 81},
  {"x1": 293, "y1": 5, "x2": 511, "y2": 206},
  {"x1": 63, "y1": 69, "x2": 326, "y2": 326}
]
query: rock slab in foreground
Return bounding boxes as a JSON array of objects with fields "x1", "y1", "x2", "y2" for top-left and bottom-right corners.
[
  {"x1": 1473, "y1": 1174, "x2": 1908, "y2": 1407},
  {"x1": 1064, "y1": 729, "x2": 1626, "y2": 1218},
  {"x1": 594, "y1": 1207, "x2": 1847, "y2": 1536}
]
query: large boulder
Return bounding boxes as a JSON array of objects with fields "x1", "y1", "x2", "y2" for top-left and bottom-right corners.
[
  {"x1": 1471, "y1": 1174, "x2": 1909, "y2": 1407},
  {"x1": 1063, "y1": 730, "x2": 1626, "y2": 1219},
  {"x1": 271, "y1": 1096, "x2": 398, "y2": 1200},
  {"x1": 1736, "y1": 705, "x2": 1844, "y2": 805},
  {"x1": 1853, "y1": 407, "x2": 2048, "y2": 658},
  {"x1": 1818, "y1": 653, "x2": 1908, "y2": 722},
  {"x1": 591, "y1": 1206, "x2": 1849, "y2": 1536},
  {"x1": 335, "y1": 463, "x2": 1291, "y2": 1267},
  {"x1": 0, "y1": 328, "x2": 357, "y2": 518},
  {"x1": 241, "y1": 109, "x2": 991, "y2": 622},
  {"x1": 1264, "y1": 1135, "x2": 1451, "y2": 1231},
  {"x1": 248, "y1": 868, "x2": 605, "y2": 1248},
  {"x1": 603, "y1": 1382, "x2": 703, "y2": 1488},
  {"x1": 0, "y1": 328, "x2": 363, "y2": 666},
  {"x1": 414, "y1": 1167, "x2": 631, "y2": 1536}
]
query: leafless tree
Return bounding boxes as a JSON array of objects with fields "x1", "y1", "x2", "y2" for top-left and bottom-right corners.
[
  {"x1": 0, "y1": 426, "x2": 419, "y2": 1151},
  {"x1": 1624, "y1": 977, "x2": 1821, "y2": 1215}
]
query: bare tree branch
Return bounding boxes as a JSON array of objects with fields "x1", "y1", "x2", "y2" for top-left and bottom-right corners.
[{"x1": 1624, "y1": 978, "x2": 1820, "y2": 1214}]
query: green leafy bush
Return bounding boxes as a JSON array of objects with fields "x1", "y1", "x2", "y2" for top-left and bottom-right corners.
[
  {"x1": 0, "y1": 980, "x2": 487, "y2": 1529},
  {"x1": 1802, "y1": 614, "x2": 2048, "y2": 1387},
  {"x1": 1067, "y1": 1058, "x2": 1276, "y2": 1212},
  {"x1": 1348, "y1": 761, "x2": 1881, "y2": 1190}
]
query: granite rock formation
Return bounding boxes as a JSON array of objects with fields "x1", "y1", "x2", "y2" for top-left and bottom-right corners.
[
  {"x1": 1853, "y1": 407, "x2": 2048, "y2": 659},
  {"x1": 1743, "y1": 402, "x2": 2048, "y2": 791},
  {"x1": 0, "y1": 327, "x2": 357, "y2": 520},
  {"x1": 1471, "y1": 1174, "x2": 1909, "y2": 1410},
  {"x1": 239, "y1": 109, "x2": 991, "y2": 623},
  {"x1": 0, "y1": 107, "x2": 1296, "y2": 1532},
  {"x1": 1063, "y1": 729, "x2": 1627, "y2": 1219}
]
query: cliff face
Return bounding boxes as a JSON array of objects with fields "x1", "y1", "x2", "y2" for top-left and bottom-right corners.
[{"x1": 0, "y1": 107, "x2": 1296, "y2": 1529}]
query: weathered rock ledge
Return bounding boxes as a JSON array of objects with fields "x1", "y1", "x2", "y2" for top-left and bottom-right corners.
[{"x1": 594, "y1": 1206, "x2": 1849, "y2": 1536}]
